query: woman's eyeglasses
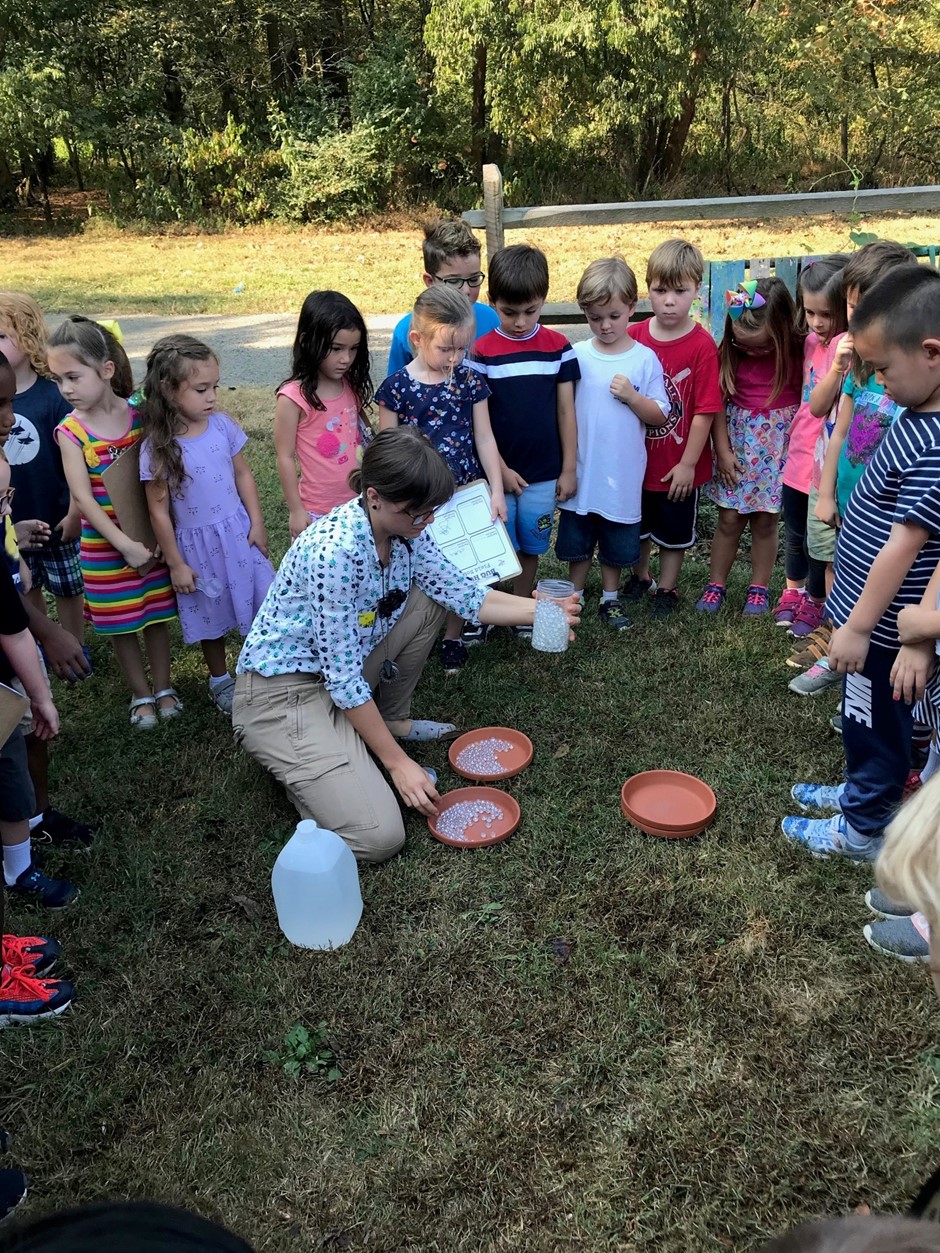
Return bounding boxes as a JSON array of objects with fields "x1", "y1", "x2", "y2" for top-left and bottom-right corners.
[
  {"x1": 434, "y1": 273, "x2": 485, "y2": 290},
  {"x1": 398, "y1": 506, "x2": 436, "y2": 526}
]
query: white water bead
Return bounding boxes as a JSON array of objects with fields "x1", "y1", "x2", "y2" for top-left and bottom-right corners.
[
  {"x1": 436, "y1": 799, "x2": 506, "y2": 842},
  {"x1": 455, "y1": 737, "x2": 514, "y2": 777},
  {"x1": 532, "y1": 600, "x2": 569, "y2": 653}
]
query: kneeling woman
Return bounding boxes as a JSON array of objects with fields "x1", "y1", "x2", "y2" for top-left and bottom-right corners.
[{"x1": 234, "y1": 427, "x2": 578, "y2": 863}]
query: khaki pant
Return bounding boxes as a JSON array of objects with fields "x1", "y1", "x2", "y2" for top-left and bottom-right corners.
[{"x1": 232, "y1": 588, "x2": 446, "y2": 862}]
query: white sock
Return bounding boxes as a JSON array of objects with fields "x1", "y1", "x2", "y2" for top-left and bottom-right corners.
[
  {"x1": 922, "y1": 743, "x2": 940, "y2": 783},
  {"x1": 3, "y1": 839, "x2": 32, "y2": 886},
  {"x1": 601, "y1": 590, "x2": 619, "y2": 604},
  {"x1": 209, "y1": 672, "x2": 232, "y2": 689},
  {"x1": 28, "y1": 812, "x2": 43, "y2": 830}
]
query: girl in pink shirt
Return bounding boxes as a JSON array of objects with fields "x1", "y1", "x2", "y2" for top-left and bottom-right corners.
[
  {"x1": 776, "y1": 256, "x2": 849, "y2": 636},
  {"x1": 275, "y1": 291, "x2": 372, "y2": 539}
]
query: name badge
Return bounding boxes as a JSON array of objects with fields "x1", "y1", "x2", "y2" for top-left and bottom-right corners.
[{"x1": 358, "y1": 610, "x2": 376, "y2": 628}]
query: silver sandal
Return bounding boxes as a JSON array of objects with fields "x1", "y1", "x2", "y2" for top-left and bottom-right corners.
[
  {"x1": 154, "y1": 687, "x2": 184, "y2": 720},
  {"x1": 129, "y1": 695, "x2": 158, "y2": 731}
]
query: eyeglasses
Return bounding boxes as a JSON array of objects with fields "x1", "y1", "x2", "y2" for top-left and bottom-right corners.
[
  {"x1": 0, "y1": 487, "x2": 15, "y2": 511},
  {"x1": 398, "y1": 506, "x2": 436, "y2": 526},
  {"x1": 434, "y1": 272, "x2": 485, "y2": 290}
]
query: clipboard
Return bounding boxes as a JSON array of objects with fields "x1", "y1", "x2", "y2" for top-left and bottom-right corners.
[
  {"x1": 428, "y1": 480, "x2": 522, "y2": 586},
  {"x1": 0, "y1": 682, "x2": 30, "y2": 746},
  {"x1": 100, "y1": 443, "x2": 157, "y2": 575}
]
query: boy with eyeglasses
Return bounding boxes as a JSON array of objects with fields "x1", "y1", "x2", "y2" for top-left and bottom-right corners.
[{"x1": 387, "y1": 219, "x2": 499, "y2": 375}]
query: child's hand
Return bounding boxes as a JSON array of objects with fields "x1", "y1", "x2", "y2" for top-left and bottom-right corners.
[
  {"x1": 41, "y1": 621, "x2": 91, "y2": 683},
  {"x1": 661, "y1": 463, "x2": 695, "y2": 502},
  {"x1": 716, "y1": 449, "x2": 743, "y2": 488},
  {"x1": 248, "y1": 523, "x2": 269, "y2": 556},
  {"x1": 501, "y1": 466, "x2": 528, "y2": 495},
  {"x1": 169, "y1": 561, "x2": 197, "y2": 595},
  {"x1": 29, "y1": 691, "x2": 59, "y2": 741},
  {"x1": 55, "y1": 512, "x2": 81, "y2": 543},
  {"x1": 120, "y1": 539, "x2": 154, "y2": 571},
  {"x1": 832, "y1": 333, "x2": 854, "y2": 373},
  {"x1": 490, "y1": 491, "x2": 508, "y2": 524},
  {"x1": 14, "y1": 519, "x2": 50, "y2": 550},
  {"x1": 813, "y1": 492, "x2": 840, "y2": 529},
  {"x1": 890, "y1": 641, "x2": 935, "y2": 704},
  {"x1": 829, "y1": 623, "x2": 870, "y2": 674},
  {"x1": 897, "y1": 604, "x2": 938, "y2": 646},
  {"x1": 555, "y1": 469, "x2": 577, "y2": 502},
  {"x1": 610, "y1": 374, "x2": 637, "y2": 404},
  {"x1": 289, "y1": 508, "x2": 310, "y2": 541}
]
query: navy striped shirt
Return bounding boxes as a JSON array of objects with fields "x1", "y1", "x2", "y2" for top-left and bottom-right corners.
[{"x1": 829, "y1": 409, "x2": 940, "y2": 649}]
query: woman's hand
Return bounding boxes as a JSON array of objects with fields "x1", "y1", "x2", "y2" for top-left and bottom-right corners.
[
  {"x1": 289, "y1": 508, "x2": 310, "y2": 541},
  {"x1": 169, "y1": 560, "x2": 197, "y2": 595},
  {"x1": 390, "y1": 757, "x2": 440, "y2": 817},
  {"x1": 533, "y1": 590, "x2": 582, "y2": 642}
]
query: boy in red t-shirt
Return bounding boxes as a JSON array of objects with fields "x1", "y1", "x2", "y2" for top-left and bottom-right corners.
[{"x1": 624, "y1": 240, "x2": 723, "y2": 617}]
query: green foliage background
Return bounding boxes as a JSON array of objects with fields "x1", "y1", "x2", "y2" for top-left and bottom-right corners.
[{"x1": 1, "y1": 0, "x2": 939, "y2": 224}]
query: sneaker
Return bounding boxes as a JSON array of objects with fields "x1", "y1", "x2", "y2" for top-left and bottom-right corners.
[
  {"x1": 865, "y1": 887, "x2": 915, "y2": 919},
  {"x1": 6, "y1": 866, "x2": 79, "y2": 910},
  {"x1": 0, "y1": 963, "x2": 75, "y2": 1027},
  {"x1": 694, "y1": 583, "x2": 726, "y2": 614},
  {"x1": 863, "y1": 913, "x2": 930, "y2": 963},
  {"x1": 790, "y1": 781, "x2": 845, "y2": 811},
  {"x1": 831, "y1": 713, "x2": 843, "y2": 735},
  {"x1": 598, "y1": 599, "x2": 633, "y2": 631},
  {"x1": 440, "y1": 639, "x2": 469, "y2": 673},
  {"x1": 781, "y1": 811, "x2": 881, "y2": 861},
  {"x1": 460, "y1": 623, "x2": 487, "y2": 646},
  {"x1": 788, "y1": 659, "x2": 842, "y2": 696},
  {"x1": 788, "y1": 599, "x2": 827, "y2": 639},
  {"x1": 209, "y1": 675, "x2": 236, "y2": 715},
  {"x1": 2, "y1": 935, "x2": 61, "y2": 977},
  {"x1": 742, "y1": 585, "x2": 771, "y2": 616},
  {"x1": 0, "y1": 1168, "x2": 27, "y2": 1219},
  {"x1": 621, "y1": 574, "x2": 656, "y2": 602},
  {"x1": 773, "y1": 588, "x2": 804, "y2": 627},
  {"x1": 512, "y1": 624, "x2": 533, "y2": 639},
  {"x1": 650, "y1": 588, "x2": 679, "y2": 619},
  {"x1": 786, "y1": 623, "x2": 833, "y2": 668},
  {"x1": 31, "y1": 808, "x2": 95, "y2": 851}
]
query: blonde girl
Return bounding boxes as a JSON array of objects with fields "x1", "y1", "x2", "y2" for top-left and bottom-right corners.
[{"x1": 50, "y1": 317, "x2": 179, "y2": 730}]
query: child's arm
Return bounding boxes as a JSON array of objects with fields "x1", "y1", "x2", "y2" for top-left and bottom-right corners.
[
  {"x1": 555, "y1": 380, "x2": 577, "y2": 502},
  {"x1": 57, "y1": 500, "x2": 82, "y2": 543},
  {"x1": 815, "y1": 392, "x2": 853, "y2": 528},
  {"x1": 809, "y1": 334, "x2": 853, "y2": 417},
  {"x1": 273, "y1": 395, "x2": 312, "y2": 541},
  {"x1": 661, "y1": 412, "x2": 718, "y2": 502},
  {"x1": 829, "y1": 520, "x2": 931, "y2": 674},
  {"x1": 471, "y1": 399, "x2": 507, "y2": 521},
  {"x1": 377, "y1": 405, "x2": 400, "y2": 433},
  {"x1": 144, "y1": 478, "x2": 195, "y2": 595},
  {"x1": 891, "y1": 558, "x2": 940, "y2": 703},
  {"x1": 233, "y1": 451, "x2": 269, "y2": 556},
  {"x1": 57, "y1": 435, "x2": 153, "y2": 571},
  {"x1": 710, "y1": 409, "x2": 742, "y2": 487},
  {"x1": 609, "y1": 375, "x2": 669, "y2": 425},
  {"x1": 1, "y1": 628, "x2": 58, "y2": 739}
]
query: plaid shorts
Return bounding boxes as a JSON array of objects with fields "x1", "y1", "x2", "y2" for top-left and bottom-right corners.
[{"x1": 23, "y1": 538, "x2": 84, "y2": 599}]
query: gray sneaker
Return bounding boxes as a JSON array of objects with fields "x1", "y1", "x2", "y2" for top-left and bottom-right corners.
[
  {"x1": 865, "y1": 887, "x2": 915, "y2": 919},
  {"x1": 788, "y1": 660, "x2": 842, "y2": 697},
  {"x1": 209, "y1": 675, "x2": 236, "y2": 715},
  {"x1": 863, "y1": 915, "x2": 930, "y2": 962}
]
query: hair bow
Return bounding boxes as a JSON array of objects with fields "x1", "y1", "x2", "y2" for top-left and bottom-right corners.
[
  {"x1": 97, "y1": 319, "x2": 124, "y2": 344},
  {"x1": 725, "y1": 281, "x2": 766, "y2": 320}
]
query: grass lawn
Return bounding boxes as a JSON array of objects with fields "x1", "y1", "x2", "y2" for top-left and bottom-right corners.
[
  {"x1": 1, "y1": 213, "x2": 940, "y2": 315},
  {"x1": 4, "y1": 388, "x2": 938, "y2": 1252}
]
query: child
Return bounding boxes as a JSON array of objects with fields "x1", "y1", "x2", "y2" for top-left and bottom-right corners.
[
  {"x1": 139, "y1": 335, "x2": 275, "y2": 716},
  {"x1": 387, "y1": 219, "x2": 499, "y2": 376},
  {"x1": 0, "y1": 293, "x2": 84, "y2": 646},
  {"x1": 469, "y1": 244, "x2": 579, "y2": 606},
  {"x1": 697, "y1": 279, "x2": 803, "y2": 614},
  {"x1": 377, "y1": 285, "x2": 506, "y2": 673},
  {"x1": 274, "y1": 290, "x2": 372, "y2": 540},
  {"x1": 776, "y1": 255, "x2": 849, "y2": 639},
  {"x1": 626, "y1": 240, "x2": 723, "y2": 617},
  {"x1": 783, "y1": 264, "x2": 940, "y2": 860},
  {"x1": 50, "y1": 317, "x2": 179, "y2": 730},
  {"x1": 557, "y1": 256, "x2": 670, "y2": 629}
]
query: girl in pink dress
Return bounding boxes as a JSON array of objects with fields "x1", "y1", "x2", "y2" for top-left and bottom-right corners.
[
  {"x1": 139, "y1": 335, "x2": 275, "y2": 715},
  {"x1": 274, "y1": 290, "x2": 372, "y2": 540}
]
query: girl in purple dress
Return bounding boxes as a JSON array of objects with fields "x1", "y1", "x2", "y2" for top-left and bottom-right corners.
[{"x1": 139, "y1": 335, "x2": 275, "y2": 715}]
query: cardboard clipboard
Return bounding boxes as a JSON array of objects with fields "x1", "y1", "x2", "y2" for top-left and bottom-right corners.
[
  {"x1": 0, "y1": 682, "x2": 30, "y2": 746},
  {"x1": 100, "y1": 443, "x2": 157, "y2": 576}
]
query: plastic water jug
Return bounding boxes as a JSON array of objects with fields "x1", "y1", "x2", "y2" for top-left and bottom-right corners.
[{"x1": 271, "y1": 819, "x2": 363, "y2": 949}]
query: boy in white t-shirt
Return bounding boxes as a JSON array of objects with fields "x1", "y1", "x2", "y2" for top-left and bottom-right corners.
[{"x1": 557, "y1": 256, "x2": 669, "y2": 630}]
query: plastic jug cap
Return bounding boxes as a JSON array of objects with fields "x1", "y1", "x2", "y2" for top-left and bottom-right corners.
[{"x1": 295, "y1": 819, "x2": 320, "y2": 837}]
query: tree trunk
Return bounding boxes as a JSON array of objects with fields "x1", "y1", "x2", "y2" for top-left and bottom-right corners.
[
  {"x1": 162, "y1": 55, "x2": 186, "y2": 125},
  {"x1": 470, "y1": 41, "x2": 486, "y2": 169}
]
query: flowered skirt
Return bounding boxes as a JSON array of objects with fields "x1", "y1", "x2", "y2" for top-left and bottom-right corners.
[{"x1": 706, "y1": 402, "x2": 798, "y2": 515}]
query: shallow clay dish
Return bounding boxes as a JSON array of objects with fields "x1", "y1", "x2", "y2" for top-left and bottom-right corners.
[
  {"x1": 428, "y1": 786, "x2": 521, "y2": 848},
  {"x1": 620, "y1": 770, "x2": 716, "y2": 839},
  {"x1": 448, "y1": 726, "x2": 534, "y2": 782}
]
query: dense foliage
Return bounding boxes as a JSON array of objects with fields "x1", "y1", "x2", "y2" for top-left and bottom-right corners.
[{"x1": 1, "y1": 0, "x2": 938, "y2": 224}]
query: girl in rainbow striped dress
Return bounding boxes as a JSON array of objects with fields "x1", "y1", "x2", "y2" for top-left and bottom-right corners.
[{"x1": 50, "y1": 317, "x2": 179, "y2": 730}]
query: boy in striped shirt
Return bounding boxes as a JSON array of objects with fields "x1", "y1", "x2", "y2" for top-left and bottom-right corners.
[
  {"x1": 783, "y1": 265, "x2": 940, "y2": 859},
  {"x1": 470, "y1": 246, "x2": 579, "y2": 606}
]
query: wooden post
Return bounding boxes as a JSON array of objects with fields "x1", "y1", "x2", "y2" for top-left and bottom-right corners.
[{"x1": 482, "y1": 163, "x2": 504, "y2": 260}]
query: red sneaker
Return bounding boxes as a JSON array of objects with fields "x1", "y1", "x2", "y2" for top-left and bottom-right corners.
[
  {"x1": 1, "y1": 934, "x2": 61, "y2": 977},
  {"x1": 0, "y1": 964, "x2": 74, "y2": 1028},
  {"x1": 773, "y1": 588, "x2": 804, "y2": 627}
]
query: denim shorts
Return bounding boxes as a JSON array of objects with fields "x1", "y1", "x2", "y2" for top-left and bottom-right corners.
[
  {"x1": 555, "y1": 510, "x2": 641, "y2": 569},
  {"x1": 505, "y1": 479, "x2": 557, "y2": 556}
]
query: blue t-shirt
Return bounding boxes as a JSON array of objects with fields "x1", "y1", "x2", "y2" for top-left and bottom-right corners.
[
  {"x1": 7, "y1": 376, "x2": 71, "y2": 529},
  {"x1": 387, "y1": 302, "x2": 500, "y2": 376},
  {"x1": 374, "y1": 363, "x2": 490, "y2": 486},
  {"x1": 836, "y1": 373, "x2": 900, "y2": 517},
  {"x1": 829, "y1": 409, "x2": 940, "y2": 649}
]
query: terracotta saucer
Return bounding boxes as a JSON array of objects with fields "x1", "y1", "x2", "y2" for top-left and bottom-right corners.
[
  {"x1": 620, "y1": 770, "x2": 716, "y2": 839},
  {"x1": 448, "y1": 726, "x2": 534, "y2": 782},
  {"x1": 428, "y1": 786, "x2": 521, "y2": 848}
]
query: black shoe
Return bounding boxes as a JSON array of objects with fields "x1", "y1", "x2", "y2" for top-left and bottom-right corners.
[
  {"x1": 0, "y1": 1168, "x2": 27, "y2": 1220},
  {"x1": 598, "y1": 600, "x2": 633, "y2": 631},
  {"x1": 440, "y1": 639, "x2": 469, "y2": 674},
  {"x1": 460, "y1": 623, "x2": 486, "y2": 646},
  {"x1": 6, "y1": 866, "x2": 79, "y2": 910},
  {"x1": 621, "y1": 574, "x2": 656, "y2": 603},
  {"x1": 31, "y1": 808, "x2": 95, "y2": 851},
  {"x1": 650, "y1": 587, "x2": 680, "y2": 619}
]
